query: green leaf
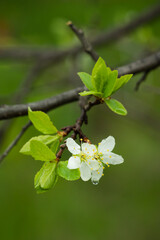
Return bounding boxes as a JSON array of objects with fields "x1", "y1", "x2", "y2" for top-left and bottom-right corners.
[
  {"x1": 103, "y1": 70, "x2": 118, "y2": 97},
  {"x1": 79, "y1": 90, "x2": 102, "y2": 97},
  {"x1": 28, "y1": 107, "x2": 58, "y2": 134},
  {"x1": 105, "y1": 98, "x2": 127, "y2": 115},
  {"x1": 30, "y1": 140, "x2": 56, "y2": 161},
  {"x1": 57, "y1": 161, "x2": 80, "y2": 181},
  {"x1": 78, "y1": 72, "x2": 95, "y2": 91},
  {"x1": 20, "y1": 135, "x2": 60, "y2": 155},
  {"x1": 91, "y1": 57, "x2": 108, "y2": 92},
  {"x1": 34, "y1": 161, "x2": 58, "y2": 193},
  {"x1": 112, "y1": 74, "x2": 133, "y2": 93},
  {"x1": 50, "y1": 140, "x2": 60, "y2": 154}
]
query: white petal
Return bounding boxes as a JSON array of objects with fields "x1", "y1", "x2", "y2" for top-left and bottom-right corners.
[
  {"x1": 98, "y1": 136, "x2": 115, "y2": 154},
  {"x1": 87, "y1": 159, "x2": 100, "y2": 170},
  {"x1": 66, "y1": 138, "x2": 80, "y2": 154},
  {"x1": 80, "y1": 162, "x2": 91, "y2": 181},
  {"x1": 67, "y1": 156, "x2": 81, "y2": 169},
  {"x1": 102, "y1": 152, "x2": 124, "y2": 165},
  {"x1": 91, "y1": 166, "x2": 103, "y2": 182},
  {"x1": 82, "y1": 143, "x2": 97, "y2": 156}
]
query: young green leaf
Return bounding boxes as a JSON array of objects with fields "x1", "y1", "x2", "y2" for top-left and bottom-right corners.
[
  {"x1": 112, "y1": 74, "x2": 133, "y2": 93},
  {"x1": 20, "y1": 135, "x2": 60, "y2": 155},
  {"x1": 34, "y1": 161, "x2": 58, "y2": 193},
  {"x1": 78, "y1": 72, "x2": 95, "y2": 91},
  {"x1": 103, "y1": 70, "x2": 118, "y2": 97},
  {"x1": 91, "y1": 57, "x2": 108, "y2": 92},
  {"x1": 105, "y1": 98, "x2": 127, "y2": 115},
  {"x1": 30, "y1": 140, "x2": 56, "y2": 161},
  {"x1": 28, "y1": 107, "x2": 58, "y2": 134},
  {"x1": 57, "y1": 161, "x2": 80, "y2": 181},
  {"x1": 79, "y1": 90, "x2": 102, "y2": 97},
  {"x1": 50, "y1": 140, "x2": 60, "y2": 154}
]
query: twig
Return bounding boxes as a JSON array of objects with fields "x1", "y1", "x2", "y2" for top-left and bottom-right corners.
[
  {"x1": 0, "y1": 121, "x2": 32, "y2": 163},
  {"x1": 56, "y1": 98, "x2": 102, "y2": 161},
  {"x1": 135, "y1": 71, "x2": 150, "y2": 91},
  {"x1": 67, "y1": 21, "x2": 99, "y2": 62}
]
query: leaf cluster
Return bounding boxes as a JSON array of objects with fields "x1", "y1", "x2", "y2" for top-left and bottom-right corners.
[
  {"x1": 20, "y1": 108, "x2": 80, "y2": 193},
  {"x1": 78, "y1": 57, "x2": 133, "y2": 115}
]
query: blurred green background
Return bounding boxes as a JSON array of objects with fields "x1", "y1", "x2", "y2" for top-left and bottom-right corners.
[{"x1": 0, "y1": 0, "x2": 160, "y2": 239}]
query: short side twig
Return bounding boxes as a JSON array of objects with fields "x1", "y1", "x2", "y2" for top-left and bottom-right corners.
[
  {"x1": 67, "y1": 21, "x2": 99, "y2": 62},
  {"x1": 135, "y1": 70, "x2": 150, "y2": 91}
]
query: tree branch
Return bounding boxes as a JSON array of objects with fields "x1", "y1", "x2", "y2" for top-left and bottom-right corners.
[
  {"x1": 0, "y1": 50, "x2": 160, "y2": 120},
  {"x1": 0, "y1": 121, "x2": 31, "y2": 163},
  {"x1": 0, "y1": 87, "x2": 85, "y2": 120},
  {"x1": 67, "y1": 21, "x2": 99, "y2": 62}
]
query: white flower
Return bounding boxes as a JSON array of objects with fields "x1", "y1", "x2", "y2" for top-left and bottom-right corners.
[
  {"x1": 66, "y1": 136, "x2": 124, "y2": 184},
  {"x1": 91, "y1": 136, "x2": 124, "y2": 183},
  {"x1": 66, "y1": 138, "x2": 100, "y2": 181},
  {"x1": 98, "y1": 136, "x2": 124, "y2": 165}
]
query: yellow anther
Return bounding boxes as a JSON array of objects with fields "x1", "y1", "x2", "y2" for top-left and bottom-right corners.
[
  {"x1": 106, "y1": 162, "x2": 108, "y2": 165},
  {"x1": 98, "y1": 143, "x2": 101, "y2": 145},
  {"x1": 102, "y1": 174, "x2": 104, "y2": 176},
  {"x1": 103, "y1": 167, "x2": 105, "y2": 169},
  {"x1": 91, "y1": 168, "x2": 93, "y2": 170},
  {"x1": 109, "y1": 155, "x2": 112, "y2": 158},
  {"x1": 101, "y1": 158, "x2": 103, "y2": 160},
  {"x1": 85, "y1": 148, "x2": 87, "y2": 150},
  {"x1": 74, "y1": 156, "x2": 76, "y2": 158},
  {"x1": 74, "y1": 147, "x2": 75, "y2": 149},
  {"x1": 98, "y1": 172, "x2": 100, "y2": 174},
  {"x1": 108, "y1": 165, "x2": 110, "y2": 167},
  {"x1": 100, "y1": 152, "x2": 102, "y2": 154},
  {"x1": 87, "y1": 151, "x2": 89, "y2": 154},
  {"x1": 92, "y1": 158, "x2": 94, "y2": 160},
  {"x1": 107, "y1": 149, "x2": 109, "y2": 152},
  {"x1": 93, "y1": 149, "x2": 95, "y2": 152},
  {"x1": 89, "y1": 162, "x2": 91, "y2": 165},
  {"x1": 80, "y1": 138, "x2": 83, "y2": 141}
]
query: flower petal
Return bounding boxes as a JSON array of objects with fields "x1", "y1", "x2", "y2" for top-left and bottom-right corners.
[
  {"x1": 87, "y1": 159, "x2": 100, "y2": 170},
  {"x1": 82, "y1": 143, "x2": 97, "y2": 156},
  {"x1": 91, "y1": 166, "x2": 103, "y2": 182},
  {"x1": 67, "y1": 156, "x2": 81, "y2": 169},
  {"x1": 66, "y1": 138, "x2": 80, "y2": 154},
  {"x1": 80, "y1": 162, "x2": 91, "y2": 181},
  {"x1": 102, "y1": 152, "x2": 124, "y2": 165},
  {"x1": 98, "y1": 136, "x2": 115, "y2": 154}
]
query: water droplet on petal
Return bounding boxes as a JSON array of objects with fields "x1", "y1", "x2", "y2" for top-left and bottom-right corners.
[{"x1": 91, "y1": 179, "x2": 99, "y2": 185}]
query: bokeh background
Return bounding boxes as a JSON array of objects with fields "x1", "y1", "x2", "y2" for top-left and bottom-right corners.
[{"x1": 0, "y1": 0, "x2": 160, "y2": 239}]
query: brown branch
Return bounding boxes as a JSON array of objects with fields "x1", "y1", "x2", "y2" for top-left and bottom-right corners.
[
  {"x1": 67, "y1": 21, "x2": 99, "y2": 62},
  {"x1": 56, "y1": 98, "x2": 102, "y2": 161},
  {"x1": 0, "y1": 50, "x2": 160, "y2": 121},
  {"x1": 135, "y1": 71, "x2": 150, "y2": 91},
  {"x1": 0, "y1": 87, "x2": 85, "y2": 120},
  {"x1": 0, "y1": 121, "x2": 31, "y2": 163}
]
